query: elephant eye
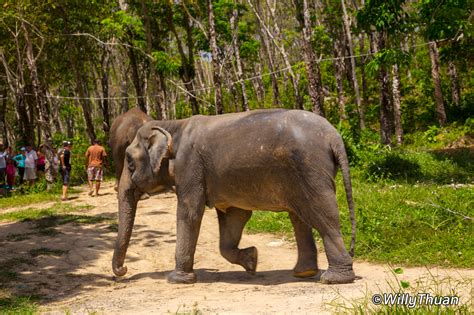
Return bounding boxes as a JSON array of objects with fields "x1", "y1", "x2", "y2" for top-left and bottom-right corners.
[{"x1": 127, "y1": 153, "x2": 135, "y2": 172}]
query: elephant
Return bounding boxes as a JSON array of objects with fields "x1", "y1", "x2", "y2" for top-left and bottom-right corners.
[
  {"x1": 109, "y1": 108, "x2": 152, "y2": 190},
  {"x1": 112, "y1": 109, "x2": 356, "y2": 285}
]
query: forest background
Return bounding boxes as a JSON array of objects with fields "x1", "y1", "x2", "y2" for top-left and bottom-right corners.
[
  {"x1": 0, "y1": 1, "x2": 473, "y2": 312},
  {"x1": 0, "y1": 0, "x2": 472, "y2": 149}
]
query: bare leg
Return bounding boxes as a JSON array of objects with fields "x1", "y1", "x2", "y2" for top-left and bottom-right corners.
[
  {"x1": 88, "y1": 180, "x2": 94, "y2": 195},
  {"x1": 61, "y1": 185, "x2": 68, "y2": 200},
  {"x1": 288, "y1": 212, "x2": 319, "y2": 278},
  {"x1": 217, "y1": 207, "x2": 257, "y2": 274},
  {"x1": 95, "y1": 181, "x2": 101, "y2": 195}
]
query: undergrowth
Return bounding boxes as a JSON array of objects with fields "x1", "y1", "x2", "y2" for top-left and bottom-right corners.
[{"x1": 247, "y1": 122, "x2": 474, "y2": 267}]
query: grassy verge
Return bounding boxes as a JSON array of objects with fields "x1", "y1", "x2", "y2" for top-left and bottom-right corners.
[
  {"x1": 0, "y1": 295, "x2": 39, "y2": 314},
  {"x1": 327, "y1": 267, "x2": 472, "y2": 313},
  {"x1": 247, "y1": 142, "x2": 473, "y2": 268}
]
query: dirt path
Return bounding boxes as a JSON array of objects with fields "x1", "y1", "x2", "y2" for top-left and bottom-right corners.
[{"x1": 1, "y1": 181, "x2": 472, "y2": 314}]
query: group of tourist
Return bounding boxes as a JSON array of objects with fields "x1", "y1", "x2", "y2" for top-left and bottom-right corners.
[
  {"x1": 0, "y1": 140, "x2": 107, "y2": 201},
  {"x1": 0, "y1": 144, "x2": 45, "y2": 189}
]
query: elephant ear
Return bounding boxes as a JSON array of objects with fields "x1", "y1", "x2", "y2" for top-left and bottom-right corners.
[{"x1": 147, "y1": 127, "x2": 174, "y2": 173}]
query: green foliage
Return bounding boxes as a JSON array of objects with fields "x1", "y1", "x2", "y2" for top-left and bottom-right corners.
[
  {"x1": 357, "y1": 0, "x2": 409, "y2": 33},
  {"x1": 418, "y1": 0, "x2": 470, "y2": 41},
  {"x1": 366, "y1": 48, "x2": 411, "y2": 73},
  {"x1": 152, "y1": 51, "x2": 181, "y2": 76},
  {"x1": 101, "y1": 10, "x2": 145, "y2": 43}
]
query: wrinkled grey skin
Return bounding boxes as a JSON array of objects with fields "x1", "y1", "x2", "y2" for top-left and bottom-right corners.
[
  {"x1": 109, "y1": 108, "x2": 152, "y2": 189},
  {"x1": 113, "y1": 109, "x2": 356, "y2": 285}
]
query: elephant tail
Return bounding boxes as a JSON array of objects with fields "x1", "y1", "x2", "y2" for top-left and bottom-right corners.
[{"x1": 332, "y1": 137, "x2": 356, "y2": 257}]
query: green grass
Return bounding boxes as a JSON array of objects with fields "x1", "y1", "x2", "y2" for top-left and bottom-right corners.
[
  {"x1": 0, "y1": 180, "x2": 81, "y2": 209},
  {"x1": 0, "y1": 204, "x2": 94, "y2": 222},
  {"x1": 327, "y1": 267, "x2": 472, "y2": 314},
  {"x1": 0, "y1": 193, "x2": 59, "y2": 210},
  {"x1": 0, "y1": 295, "x2": 39, "y2": 314},
  {"x1": 340, "y1": 171, "x2": 473, "y2": 267},
  {"x1": 246, "y1": 145, "x2": 474, "y2": 268}
]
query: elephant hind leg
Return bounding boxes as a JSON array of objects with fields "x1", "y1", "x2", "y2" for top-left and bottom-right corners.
[
  {"x1": 288, "y1": 212, "x2": 319, "y2": 278},
  {"x1": 217, "y1": 207, "x2": 257, "y2": 274},
  {"x1": 301, "y1": 194, "x2": 355, "y2": 284}
]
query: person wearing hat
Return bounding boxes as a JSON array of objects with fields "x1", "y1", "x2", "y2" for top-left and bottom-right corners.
[
  {"x1": 60, "y1": 141, "x2": 72, "y2": 201},
  {"x1": 12, "y1": 147, "x2": 26, "y2": 186}
]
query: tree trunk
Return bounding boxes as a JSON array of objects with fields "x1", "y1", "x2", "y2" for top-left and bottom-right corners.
[
  {"x1": 296, "y1": 0, "x2": 324, "y2": 115},
  {"x1": 0, "y1": 87, "x2": 7, "y2": 145},
  {"x1": 378, "y1": 31, "x2": 392, "y2": 145},
  {"x1": 23, "y1": 24, "x2": 51, "y2": 141},
  {"x1": 359, "y1": 33, "x2": 368, "y2": 117},
  {"x1": 253, "y1": 61, "x2": 265, "y2": 108},
  {"x1": 140, "y1": 0, "x2": 167, "y2": 120},
  {"x1": 120, "y1": 62, "x2": 130, "y2": 114},
  {"x1": 100, "y1": 48, "x2": 111, "y2": 135},
  {"x1": 391, "y1": 63, "x2": 403, "y2": 145},
  {"x1": 231, "y1": 4, "x2": 249, "y2": 112},
  {"x1": 166, "y1": 3, "x2": 199, "y2": 115},
  {"x1": 127, "y1": 42, "x2": 147, "y2": 113},
  {"x1": 428, "y1": 41, "x2": 447, "y2": 126},
  {"x1": 23, "y1": 22, "x2": 57, "y2": 186},
  {"x1": 341, "y1": 0, "x2": 364, "y2": 128},
  {"x1": 255, "y1": 0, "x2": 280, "y2": 107},
  {"x1": 208, "y1": 0, "x2": 224, "y2": 114},
  {"x1": 448, "y1": 60, "x2": 460, "y2": 107},
  {"x1": 49, "y1": 93, "x2": 63, "y2": 134},
  {"x1": 333, "y1": 36, "x2": 346, "y2": 121},
  {"x1": 249, "y1": 0, "x2": 302, "y2": 109}
]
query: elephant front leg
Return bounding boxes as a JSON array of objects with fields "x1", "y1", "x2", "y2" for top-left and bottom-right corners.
[
  {"x1": 167, "y1": 196, "x2": 205, "y2": 284},
  {"x1": 289, "y1": 212, "x2": 319, "y2": 278},
  {"x1": 217, "y1": 208, "x2": 257, "y2": 274}
]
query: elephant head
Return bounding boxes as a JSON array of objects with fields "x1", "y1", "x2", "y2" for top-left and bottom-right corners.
[{"x1": 112, "y1": 123, "x2": 174, "y2": 277}]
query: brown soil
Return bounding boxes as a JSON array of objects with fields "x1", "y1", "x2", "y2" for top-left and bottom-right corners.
[{"x1": 0, "y1": 181, "x2": 472, "y2": 314}]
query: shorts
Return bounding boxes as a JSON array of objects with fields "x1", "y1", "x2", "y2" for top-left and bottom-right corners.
[
  {"x1": 87, "y1": 166, "x2": 103, "y2": 181},
  {"x1": 24, "y1": 167, "x2": 37, "y2": 180},
  {"x1": 37, "y1": 164, "x2": 45, "y2": 172},
  {"x1": 0, "y1": 168, "x2": 5, "y2": 182},
  {"x1": 61, "y1": 168, "x2": 71, "y2": 185}
]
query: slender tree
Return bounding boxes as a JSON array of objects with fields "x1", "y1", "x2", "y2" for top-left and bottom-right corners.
[
  {"x1": 294, "y1": 0, "x2": 325, "y2": 115},
  {"x1": 207, "y1": 0, "x2": 224, "y2": 114}
]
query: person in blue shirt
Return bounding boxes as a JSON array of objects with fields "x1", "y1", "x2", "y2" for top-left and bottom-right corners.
[{"x1": 12, "y1": 148, "x2": 26, "y2": 185}]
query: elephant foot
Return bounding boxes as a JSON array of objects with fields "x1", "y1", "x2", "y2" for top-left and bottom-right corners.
[
  {"x1": 293, "y1": 269, "x2": 321, "y2": 278},
  {"x1": 293, "y1": 260, "x2": 319, "y2": 278},
  {"x1": 140, "y1": 193, "x2": 150, "y2": 200},
  {"x1": 238, "y1": 246, "x2": 258, "y2": 275},
  {"x1": 167, "y1": 270, "x2": 197, "y2": 284},
  {"x1": 320, "y1": 268, "x2": 355, "y2": 284}
]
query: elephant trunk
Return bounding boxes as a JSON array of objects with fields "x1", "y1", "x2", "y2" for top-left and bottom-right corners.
[{"x1": 112, "y1": 168, "x2": 139, "y2": 277}]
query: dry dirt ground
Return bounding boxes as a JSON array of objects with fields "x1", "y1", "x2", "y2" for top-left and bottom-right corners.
[{"x1": 0, "y1": 181, "x2": 472, "y2": 314}]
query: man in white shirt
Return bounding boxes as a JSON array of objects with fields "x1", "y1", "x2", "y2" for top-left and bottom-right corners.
[
  {"x1": 0, "y1": 143, "x2": 6, "y2": 186},
  {"x1": 24, "y1": 145, "x2": 38, "y2": 185}
]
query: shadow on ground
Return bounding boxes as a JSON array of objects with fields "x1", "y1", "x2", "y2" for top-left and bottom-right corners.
[{"x1": 0, "y1": 207, "x2": 172, "y2": 305}]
